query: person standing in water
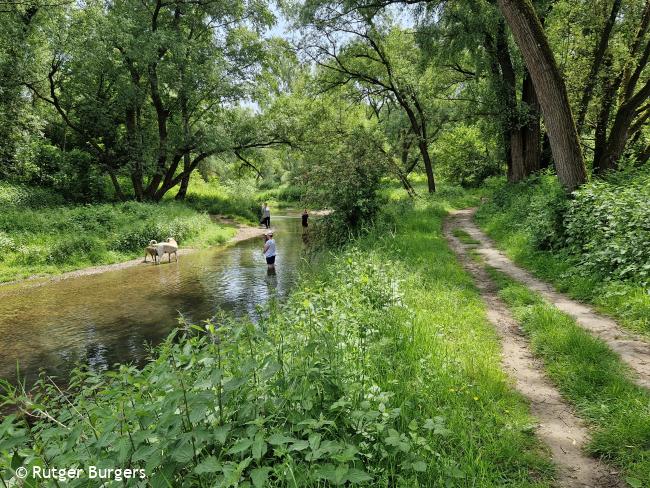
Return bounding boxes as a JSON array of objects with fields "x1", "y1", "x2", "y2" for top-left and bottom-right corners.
[
  {"x1": 263, "y1": 231, "x2": 276, "y2": 269},
  {"x1": 261, "y1": 202, "x2": 271, "y2": 229},
  {"x1": 301, "y1": 209, "x2": 309, "y2": 232}
]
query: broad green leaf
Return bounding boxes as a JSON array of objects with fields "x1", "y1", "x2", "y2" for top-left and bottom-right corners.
[{"x1": 251, "y1": 467, "x2": 272, "y2": 488}]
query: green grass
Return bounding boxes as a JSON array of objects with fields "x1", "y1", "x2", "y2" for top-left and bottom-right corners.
[
  {"x1": 486, "y1": 267, "x2": 650, "y2": 486},
  {"x1": 0, "y1": 199, "x2": 235, "y2": 283},
  {"x1": 0, "y1": 197, "x2": 554, "y2": 487},
  {"x1": 452, "y1": 228, "x2": 480, "y2": 245},
  {"x1": 170, "y1": 176, "x2": 260, "y2": 223},
  {"x1": 475, "y1": 179, "x2": 650, "y2": 336}
]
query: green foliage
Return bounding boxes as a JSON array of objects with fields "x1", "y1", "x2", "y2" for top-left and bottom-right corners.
[
  {"x1": 255, "y1": 185, "x2": 304, "y2": 204},
  {"x1": 177, "y1": 177, "x2": 259, "y2": 222},
  {"x1": 479, "y1": 174, "x2": 569, "y2": 251},
  {"x1": 0, "y1": 181, "x2": 64, "y2": 208},
  {"x1": 306, "y1": 125, "x2": 388, "y2": 246},
  {"x1": 0, "y1": 199, "x2": 553, "y2": 487},
  {"x1": 476, "y1": 173, "x2": 650, "y2": 334},
  {"x1": 433, "y1": 125, "x2": 501, "y2": 188},
  {"x1": 564, "y1": 174, "x2": 650, "y2": 282},
  {"x1": 488, "y1": 269, "x2": 650, "y2": 484},
  {"x1": 0, "y1": 187, "x2": 234, "y2": 282}
]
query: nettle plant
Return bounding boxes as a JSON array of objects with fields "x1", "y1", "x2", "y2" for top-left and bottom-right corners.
[
  {"x1": 0, "y1": 252, "x2": 444, "y2": 487},
  {"x1": 564, "y1": 175, "x2": 650, "y2": 284}
]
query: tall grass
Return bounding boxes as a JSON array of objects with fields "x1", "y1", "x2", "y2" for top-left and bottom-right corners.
[
  {"x1": 486, "y1": 268, "x2": 650, "y2": 487},
  {"x1": 176, "y1": 177, "x2": 260, "y2": 222},
  {"x1": 0, "y1": 198, "x2": 234, "y2": 282},
  {"x1": 0, "y1": 198, "x2": 553, "y2": 487}
]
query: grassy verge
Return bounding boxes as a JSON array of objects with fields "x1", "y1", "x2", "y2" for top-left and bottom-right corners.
[
  {"x1": 0, "y1": 199, "x2": 235, "y2": 283},
  {"x1": 475, "y1": 176, "x2": 650, "y2": 336},
  {"x1": 169, "y1": 177, "x2": 260, "y2": 223},
  {"x1": 0, "y1": 198, "x2": 553, "y2": 487},
  {"x1": 486, "y1": 267, "x2": 650, "y2": 486}
]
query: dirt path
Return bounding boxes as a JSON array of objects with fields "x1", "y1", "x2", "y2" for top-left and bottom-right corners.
[
  {"x1": 451, "y1": 208, "x2": 650, "y2": 390},
  {"x1": 0, "y1": 217, "x2": 264, "y2": 291},
  {"x1": 444, "y1": 214, "x2": 622, "y2": 488}
]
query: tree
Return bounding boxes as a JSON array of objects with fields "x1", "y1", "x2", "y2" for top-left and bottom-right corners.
[
  {"x1": 21, "y1": 0, "x2": 278, "y2": 201},
  {"x1": 300, "y1": 8, "x2": 446, "y2": 192},
  {"x1": 496, "y1": 0, "x2": 587, "y2": 190}
]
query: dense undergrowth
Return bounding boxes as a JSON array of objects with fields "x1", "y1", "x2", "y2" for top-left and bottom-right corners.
[
  {"x1": 476, "y1": 172, "x2": 650, "y2": 335},
  {"x1": 0, "y1": 183, "x2": 234, "y2": 283},
  {"x1": 487, "y1": 268, "x2": 650, "y2": 487},
  {"x1": 171, "y1": 177, "x2": 261, "y2": 223},
  {"x1": 0, "y1": 198, "x2": 554, "y2": 487}
]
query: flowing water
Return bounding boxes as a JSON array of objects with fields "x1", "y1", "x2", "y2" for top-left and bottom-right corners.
[{"x1": 0, "y1": 215, "x2": 305, "y2": 384}]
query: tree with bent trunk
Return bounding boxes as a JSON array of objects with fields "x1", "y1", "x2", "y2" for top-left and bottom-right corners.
[{"x1": 496, "y1": 0, "x2": 587, "y2": 191}]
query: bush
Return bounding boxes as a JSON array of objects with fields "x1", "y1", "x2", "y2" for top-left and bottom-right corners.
[
  {"x1": 433, "y1": 125, "x2": 502, "y2": 188},
  {"x1": 479, "y1": 173, "x2": 569, "y2": 251},
  {"x1": 179, "y1": 177, "x2": 258, "y2": 222},
  {"x1": 47, "y1": 235, "x2": 105, "y2": 264},
  {"x1": 0, "y1": 181, "x2": 64, "y2": 208},
  {"x1": 305, "y1": 126, "x2": 387, "y2": 240},
  {"x1": 564, "y1": 174, "x2": 650, "y2": 282},
  {"x1": 476, "y1": 171, "x2": 650, "y2": 333}
]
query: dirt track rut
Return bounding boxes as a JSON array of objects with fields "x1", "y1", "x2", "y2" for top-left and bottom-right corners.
[{"x1": 444, "y1": 211, "x2": 623, "y2": 488}]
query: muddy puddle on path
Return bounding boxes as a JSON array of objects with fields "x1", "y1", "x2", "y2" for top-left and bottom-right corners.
[{"x1": 0, "y1": 215, "x2": 307, "y2": 385}]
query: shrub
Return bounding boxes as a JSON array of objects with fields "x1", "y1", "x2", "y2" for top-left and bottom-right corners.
[
  {"x1": 478, "y1": 173, "x2": 569, "y2": 251},
  {"x1": 47, "y1": 235, "x2": 105, "y2": 264},
  {"x1": 433, "y1": 125, "x2": 502, "y2": 188},
  {"x1": 0, "y1": 182, "x2": 64, "y2": 208},
  {"x1": 564, "y1": 174, "x2": 650, "y2": 282}
]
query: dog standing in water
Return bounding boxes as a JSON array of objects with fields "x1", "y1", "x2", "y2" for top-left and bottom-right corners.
[
  {"x1": 156, "y1": 237, "x2": 178, "y2": 263},
  {"x1": 144, "y1": 240, "x2": 159, "y2": 263}
]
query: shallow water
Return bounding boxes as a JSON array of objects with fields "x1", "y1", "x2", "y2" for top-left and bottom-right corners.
[{"x1": 0, "y1": 215, "x2": 305, "y2": 384}]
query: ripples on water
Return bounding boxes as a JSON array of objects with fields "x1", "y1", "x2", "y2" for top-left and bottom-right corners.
[{"x1": 0, "y1": 215, "x2": 305, "y2": 384}]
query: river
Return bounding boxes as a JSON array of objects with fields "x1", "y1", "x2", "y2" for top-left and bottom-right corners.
[{"x1": 0, "y1": 215, "x2": 305, "y2": 384}]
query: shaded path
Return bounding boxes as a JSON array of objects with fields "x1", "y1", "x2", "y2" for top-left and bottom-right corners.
[
  {"x1": 444, "y1": 213, "x2": 622, "y2": 488},
  {"x1": 453, "y1": 208, "x2": 650, "y2": 390}
]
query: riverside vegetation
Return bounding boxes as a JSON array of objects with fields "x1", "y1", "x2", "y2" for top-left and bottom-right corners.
[
  {"x1": 476, "y1": 171, "x2": 650, "y2": 335},
  {"x1": 0, "y1": 196, "x2": 558, "y2": 487},
  {"x1": 0, "y1": 182, "x2": 235, "y2": 283},
  {"x1": 0, "y1": 178, "x2": 307, "y2": 283}
]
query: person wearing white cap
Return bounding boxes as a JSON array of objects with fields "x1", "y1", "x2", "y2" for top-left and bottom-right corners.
[{"x1": 262, "y1": 231, "x2": 276, "y2": 269}]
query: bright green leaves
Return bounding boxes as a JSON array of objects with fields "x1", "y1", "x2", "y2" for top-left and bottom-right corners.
[{"x1": 315, "y1": 464, "x2": 372, "y2": 485}]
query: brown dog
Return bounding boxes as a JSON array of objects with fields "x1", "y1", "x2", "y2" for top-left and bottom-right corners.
[{"x1": 144, "y1": 240, "x2": 159, "y2": 263}]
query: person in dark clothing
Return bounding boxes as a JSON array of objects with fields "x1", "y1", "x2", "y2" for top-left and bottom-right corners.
[
  {"x1": 301, "y1": 209, "x2": 309, "y2": 230},
  {"x1": 261, "y1": 203, "x2": 271, "y2": 229}
]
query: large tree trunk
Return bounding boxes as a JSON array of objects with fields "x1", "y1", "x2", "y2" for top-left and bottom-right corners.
[
  {"x1": 494, "y1": 21, "x2": 526, "y2": 182},
  {"x1": 521, "y1": 71, "x2": 541, "y2": 175},
  {"x1": 175, "y1": 169, "x2": 191, "y2": 200},
  {"x1": 419, "y1": 140, "x2": 436, "y2": 193},
  {"x1": 497, "y1": 0, "x2": 587, "y2": 191},
  {"x1": 595, "y1": 79, "x2": 650, "y2": 172},
  {"x1": 509, "y1": 132, "x2": 526, "y2": 182}
]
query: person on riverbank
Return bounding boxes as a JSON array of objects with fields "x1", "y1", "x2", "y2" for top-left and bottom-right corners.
[
  {"x1": 261, "y1": 203, "x2": 271, "y2": 229},
  {"x1": 301, "y1": 209, "x2": 309, "y2": 232},
  {"x1": 263, "y1": 231, "x2": 276, "y2": 270}
]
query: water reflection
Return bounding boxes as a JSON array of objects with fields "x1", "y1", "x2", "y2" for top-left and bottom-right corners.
[{"x1": 0, "y1": 215, "x2": 303, "y2": 384}]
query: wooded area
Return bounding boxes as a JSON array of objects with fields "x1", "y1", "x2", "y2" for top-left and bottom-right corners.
[
  {"x1": 1, "y1": 0, "x2": 649, "y2": 487},
  {"x1": 1, "y1": 0, "x2": 648, "y2": 202}
]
